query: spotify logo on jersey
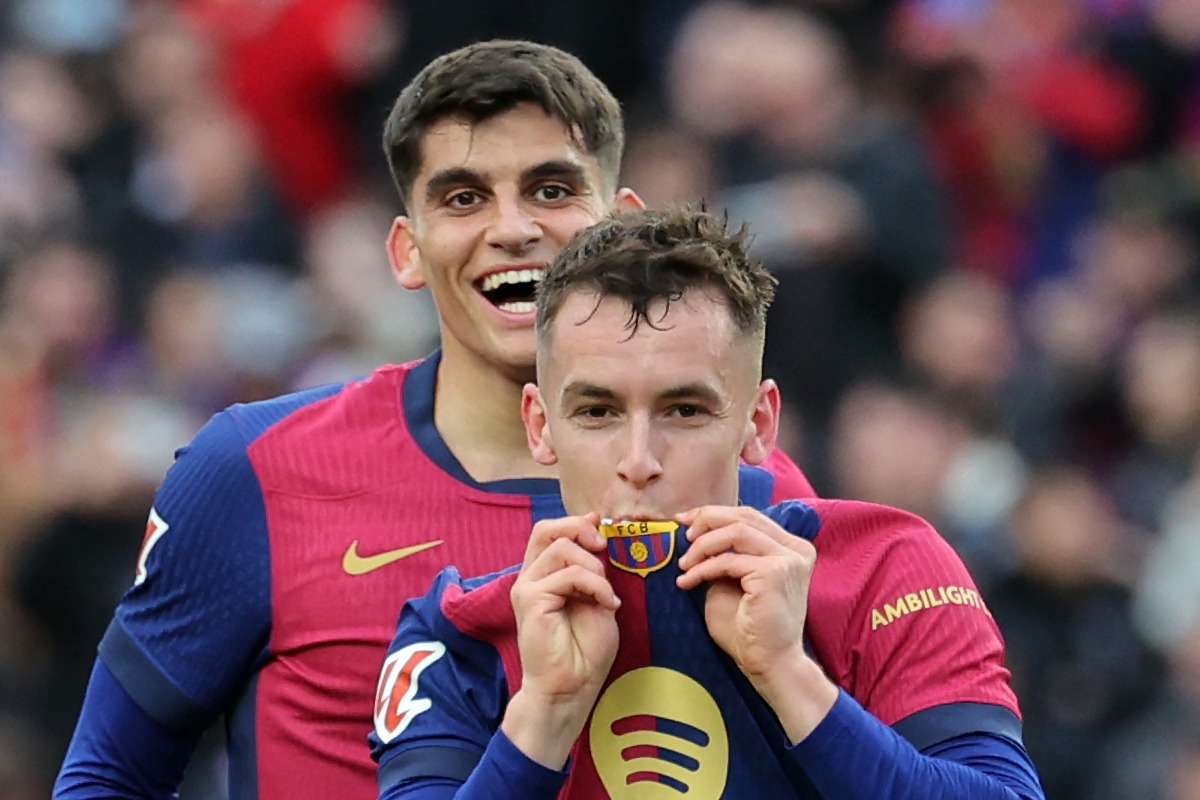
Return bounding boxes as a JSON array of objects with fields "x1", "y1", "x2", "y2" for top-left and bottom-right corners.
[{"x1": 589, "y1": 667, "x2": 729, "y2": 798}]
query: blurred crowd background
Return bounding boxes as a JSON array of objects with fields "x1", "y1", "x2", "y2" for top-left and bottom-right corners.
[{"x1": 0, "y1": 0, "x2": 1198, "y2": 797}]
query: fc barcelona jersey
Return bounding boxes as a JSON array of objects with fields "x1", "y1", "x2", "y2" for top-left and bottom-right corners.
[
  {"x1": 93, "y1": 351, "x2": 815, "y2": 800},
  {"x1": 371, "y1": 500, "x2": 1022, "y2": 799}
]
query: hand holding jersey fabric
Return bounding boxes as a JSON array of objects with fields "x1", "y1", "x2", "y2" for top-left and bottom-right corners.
[
  {"x1": 677, "y1": 504, "x2": 814, "y2": 676},
  {"x1": 504, "y1": 513, "x2": 619, "y2": 768},
  {"x1": 677, "y1": 504, "x2": 839, "y2": 743}
]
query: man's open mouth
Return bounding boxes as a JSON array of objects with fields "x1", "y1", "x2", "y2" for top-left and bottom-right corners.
[{"x1": 478, "y1": 268, "x2": 543, "y2": 314}]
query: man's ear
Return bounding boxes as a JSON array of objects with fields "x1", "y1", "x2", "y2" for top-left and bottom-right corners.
[
  {"x1": 522, "y1": 383, "x2": 558, "y2": 466},
  {"x1": 613, "y1": 187, "x2": 646, "y2": 212},
  {"x1": 386, "y1": 217, "x2": 425, "y2": 290},
  {"x1": 740, "y1": 379, "x2": 781, "y2": 466}
]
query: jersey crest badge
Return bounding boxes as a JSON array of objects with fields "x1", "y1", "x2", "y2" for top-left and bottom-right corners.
[
  {"x1": 600, "y1": 520, "x2": 679, "y2": 578},
  {"x1": 373, "y1": 641, "x2": 447, "y2": 743}
]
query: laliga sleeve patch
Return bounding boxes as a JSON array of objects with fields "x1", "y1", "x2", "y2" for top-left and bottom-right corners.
[
  {"x1": 373, "y1": 641, "x2": 447, "y2": 744},
  {"x1": 134, "y1": 507, "x2": 170, "y2": 586}
]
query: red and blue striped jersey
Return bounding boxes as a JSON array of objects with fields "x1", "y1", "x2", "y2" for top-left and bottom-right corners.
[
  {"x1": 94, "y1": 351, "x2": 816, "y2": 800},
  {"x1": 371, "y1": 499, "x2": 1022, "y2": 798}
]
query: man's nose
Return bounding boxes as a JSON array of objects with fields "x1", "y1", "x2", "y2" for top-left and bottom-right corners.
[
  {"x1": 485, "y1": 194, "x2": 541, "y2": 253},
  {"x1": 616, "y1": 415, "x2": 664, "y2": 489}
]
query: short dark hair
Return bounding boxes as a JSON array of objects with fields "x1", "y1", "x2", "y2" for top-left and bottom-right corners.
[
  {"x1": 382, "y1": 40, "x2": 625, "y2": 213},
  {"x1": 537, "y1": 206, "x2": 777, "y2": 346}
]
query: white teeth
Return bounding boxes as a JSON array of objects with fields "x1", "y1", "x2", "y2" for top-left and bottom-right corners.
[
  {"x1": 481, "y1": 268, "x2": 544, "y2": 293},
  {"x1": 497, "y1": 300, "x2": 536, "y2": 314}
]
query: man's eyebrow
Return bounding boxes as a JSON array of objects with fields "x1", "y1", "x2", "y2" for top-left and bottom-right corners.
[
  {"x1": 559, "y1": 382, "x2": 723, "y2": 404},
  {"x1": 522, "y1": 160, "x2": 587, "y2": 186},
  {"x1": 560, "y1": 382, "x2": 615, "y2": 401},
  {"x1": 659, "y1": 383, "x2": 723, "y2": 405},
  {"x1": 423, "y1": 167, "x2": 485, "y2": 205}
]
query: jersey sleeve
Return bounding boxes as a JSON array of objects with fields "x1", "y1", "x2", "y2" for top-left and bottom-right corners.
[
  {"x1": 788, "y1": 690, "x2": 1044, "y2": 799},
  {"x1": 805, "y1": 500, "x2": 1021, "y2": 748},
  {"x1": 97, "y1": 409, "x2": 272, "y2": 733},
  {"x1": 53, "y1": 660, "x2": 200, "y2": 799},
  {"x1": 371, "y1": 568, "x2": 511, "y2": 791}
]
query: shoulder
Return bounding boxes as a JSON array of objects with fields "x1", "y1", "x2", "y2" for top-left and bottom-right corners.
[
  {"x1": 233, "y1": 365, "x2": 415, "y2": 448},
  {"x1": 802, "y1": 498, "x2": 950, "y2": 559},
  {"x1": 402, "y1": 566, "x2": 522, "y2": 648},
  {"x1": 228, "y1": 363, "x2": 429, "y2": 492},
  {"x1": 800, "y1": 498, "x2": 983, "y2": 634}
]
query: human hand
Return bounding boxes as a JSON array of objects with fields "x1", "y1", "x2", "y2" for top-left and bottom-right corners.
[
  {"x1": 675, "y1": 505, "x2": 815, "y2": 683},
  {"x1": 675, "y1": 505, "x2": 837, "y2": 742},
  {"x1": 504, "y1": 513, "x2": 620, "y2": 767}
]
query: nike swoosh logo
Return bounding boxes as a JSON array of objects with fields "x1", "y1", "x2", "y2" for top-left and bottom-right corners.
[{"x1": 342, "y1": 539, "x2": 444, "y2": 576}]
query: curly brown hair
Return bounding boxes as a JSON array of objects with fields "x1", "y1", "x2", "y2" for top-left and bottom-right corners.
[{"x1": 537, "y1": 206, "x2": 777, "y2": 347}]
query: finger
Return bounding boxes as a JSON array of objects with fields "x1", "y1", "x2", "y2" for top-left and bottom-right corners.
[
  {"x1": 677, "y1": 523, "x2": 782, "y2": 570},
  {"x1": 678, "y1": 505, "x2": 784, "y2": 543},
  {"x1": 520, "y1": 536, "x2": 608, "y2": 584},
  {"x1": 675, "y1": 551, "x2": 762, "y2": 590},
  {"x1": 524, "y1": 513, "x2": 604, "y2": 566},
  {"x1": 520, "y1": 564, "x2": 621, "y2": 611}
]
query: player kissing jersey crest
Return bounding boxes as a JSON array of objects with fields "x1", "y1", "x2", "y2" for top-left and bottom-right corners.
[
  {"x1": 562, "y1": 507, "x2": 820, "y2": 797},
  {"x1": 372, "y1": 495, "x2": 1024, "y2": 799},
  {"x1": 372, "y1": 502, "x2": 832, "y2": 798}
]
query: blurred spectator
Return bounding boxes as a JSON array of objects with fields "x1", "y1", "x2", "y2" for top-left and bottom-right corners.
[
  {"x1": 829, "y1": 380, "x2": 969, "y2": 522},
  {"x1": 0, "y1": 50, "x2": 91, "y2": 259},
  {"x1": 293, "y1": 198, "x2": 439, "y2": 389},
  {"x1": 1107, "y1": 0, "x2": 1200, "y2": 155},
  {"x1": 988, "y1": 467, "x2": 1164, "y2": 800},
  {"x1": 105, "y1": 3, "x2": 303, "y2": 329},
  {"x1": 9, "y1": 390, "x2": 197, "y2": 759},
  {"x1": 179, "y1": 0, "x2": 404, "y2": 216},
  {"x1": 140, "y1": 265, "x2": 317, "y2": 411},
  {"x1": 899, "y1": 269, "x2": 1020, "y2": 419},
  {"x1": 669, "y1": 1, "x2": 952, "y2": 486},
  {"x1": 0, "y1": 239, "x2": 136, "y2": 548},
  {"x1": 828, "y1": 379, "x2": 1026, "y2": 582},
  {"x1": 619, "y1": 120, "x2": 717, "y2": 211},
  {"x1": 1135, "y1": 463, "x2": 1200, "y2": 662},
  {"x1": 1094, "y1": 620, "x2": 1200, "y2": 800},
  {"x1": 892, "y1": 0, "x2": 1148, "y2": 283},
  {"x1": 111, "y1": 98, "x2": 302, "y2": 326},
  {"x1": 1110, "y1": 305, "x2": 1200, "y2": 531}
]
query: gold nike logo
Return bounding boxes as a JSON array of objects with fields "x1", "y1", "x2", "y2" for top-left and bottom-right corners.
[{"x1": 342, "y1": 539, "x2": 444, "y2": 576}]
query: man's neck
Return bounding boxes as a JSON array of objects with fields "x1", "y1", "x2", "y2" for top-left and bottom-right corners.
[{"x1": 433, "y1": 343, "x2": 556, "y2": 483}]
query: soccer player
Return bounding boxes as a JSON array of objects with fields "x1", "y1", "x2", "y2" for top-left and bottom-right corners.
[
  {"x1": 51, "y1": 43, "x2": 815, "y2": 799},
  {"x1": 370, "y1": 207, "x2": 1046, "y2": 799}
]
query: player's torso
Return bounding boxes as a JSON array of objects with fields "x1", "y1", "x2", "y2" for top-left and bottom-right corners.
[
  {"x1": 459, "y1": 513, "x2": 826, "y2": 800},
  {"x1": 245, "y1": 362, "x2": 562, "y2": 798}
]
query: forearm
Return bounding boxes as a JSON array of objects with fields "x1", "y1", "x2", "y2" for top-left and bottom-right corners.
[
  {"x1": 789, "y1": 692, "x2": 1045, "y2": 800},
  {"x1": 498, "y1": 687, "x2": 593, "y2": 770},
  {"x1": 382, "y1": 730, "x2": 568, "y2": 800},
  {"x1": 749, "y1": 652, "x2": 840, "y2": 744},
  {"x1": 54, "y1": 660, "x2": 200, "y2": 799}
]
